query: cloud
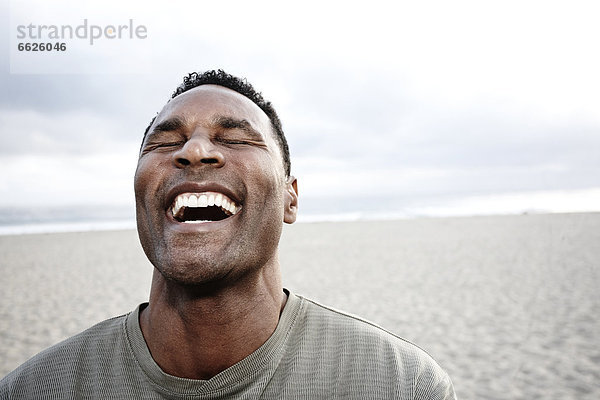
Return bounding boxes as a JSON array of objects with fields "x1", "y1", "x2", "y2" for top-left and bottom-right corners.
[
  {"x1": 0, "y1": 151, "x2": 138, "y2": 207},
  {"x1": 0, "y1": 108, "x2": 142, "y2": 155},
  {"x1": 1, "y1": 0, "x2": 599, "y2": 214}
]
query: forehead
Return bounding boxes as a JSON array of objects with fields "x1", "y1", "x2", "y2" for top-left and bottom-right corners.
[{"x1": 153, "y1": 85, "x2": 272, "y2": 137}]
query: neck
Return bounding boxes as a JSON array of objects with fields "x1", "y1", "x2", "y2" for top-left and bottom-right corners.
[{"x1": 139, "y1": 261, "x2": 286, "y2": 380}]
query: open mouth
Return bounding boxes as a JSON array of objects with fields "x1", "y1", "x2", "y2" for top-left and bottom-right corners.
[{"x1": 171, "y1": 192, "x2": 240, "y2": 224}]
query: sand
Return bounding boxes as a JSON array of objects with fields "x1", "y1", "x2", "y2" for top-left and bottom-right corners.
[{"x1": 1, "y1": 213, "x2": 599, "y2": 399}]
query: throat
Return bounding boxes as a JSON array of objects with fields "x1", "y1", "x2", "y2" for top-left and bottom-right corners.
[
  {"x1": 140, "y1": 292, "x2": 285, "y2": 380},
  {"x1": 177, "y1": 206, "x2": 229, "y2": 223}
]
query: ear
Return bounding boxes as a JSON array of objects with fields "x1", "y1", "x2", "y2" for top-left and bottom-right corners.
[{"x1": 283, "y1": 176, "x2": 298, "y2": 224}]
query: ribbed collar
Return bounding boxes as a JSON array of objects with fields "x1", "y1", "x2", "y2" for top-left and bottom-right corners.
[{"x1": 124, "y1": 290, "x2": 303, "y2": 398}]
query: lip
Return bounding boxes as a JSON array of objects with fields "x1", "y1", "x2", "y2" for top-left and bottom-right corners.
[{"x1": 163, "y1": 182, "x2": 243, "y2": 230}]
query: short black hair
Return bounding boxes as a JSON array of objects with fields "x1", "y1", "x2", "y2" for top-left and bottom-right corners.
[{"x1": 142, "y1": 70, "x2": 291, "y2": 176}]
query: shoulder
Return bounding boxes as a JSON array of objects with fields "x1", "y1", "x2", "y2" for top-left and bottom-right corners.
[
  {"x1": 290, "y1": 294, "x2": 456, "y2": 399},
  {"x1": 0, "y1": 313, "x2": 129, "y2": 398},
  {"x1": 297, "y1": 294, "x2": 432, "y2": 356}
]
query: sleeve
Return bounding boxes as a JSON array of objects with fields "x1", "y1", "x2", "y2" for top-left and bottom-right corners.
[{"x1": 427, "y1": 371, "x2": 457, "y2": 400}]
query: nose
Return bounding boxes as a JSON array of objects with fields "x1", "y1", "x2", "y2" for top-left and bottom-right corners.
[{"x1": 172, "y1": 135, "x2": 225, "y2": 169}]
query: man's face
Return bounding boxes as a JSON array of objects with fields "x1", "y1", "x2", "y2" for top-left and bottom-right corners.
[{"x1": 134, "y1": 85, "x2": 297, "y2": 287}]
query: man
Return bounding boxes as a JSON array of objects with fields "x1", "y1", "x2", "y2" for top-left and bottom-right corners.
[{"x1": 1, "y1": 70, "x2": 456, "y2": 399}]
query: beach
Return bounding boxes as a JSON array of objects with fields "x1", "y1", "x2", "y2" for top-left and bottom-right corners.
[{"x1": 1, "y1": 213, "x2": 599, "y2": 399}]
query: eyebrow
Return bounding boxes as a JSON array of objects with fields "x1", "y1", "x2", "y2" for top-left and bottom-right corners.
[
  {"x1": 148, "y1": 114, "x2": 265, "y2": 141},
  {"x1": 151, "y1": 116, "x2": 187, "y2": 134},
  {"x1": 212, "y1": 115, "x2": 264, "y2": 141}
]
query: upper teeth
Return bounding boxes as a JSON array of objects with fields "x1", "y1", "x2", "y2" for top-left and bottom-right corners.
[{"x1": 172, "y1": 192, "x2": 239, "y2": 218}]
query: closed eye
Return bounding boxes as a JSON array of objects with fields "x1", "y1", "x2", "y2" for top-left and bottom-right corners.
[
  {"x1": 156, "y1": 142, "x2": 183, "y2": 148},
  {"x1": 141, "y1": 141, "x2": 184, "y2": 155},
  {"x1": 220, "y1": 139, "x2": 252, "y2": 145},
  {"x1": 215, "y1": 136, "x2": 260, "y2": 147}
]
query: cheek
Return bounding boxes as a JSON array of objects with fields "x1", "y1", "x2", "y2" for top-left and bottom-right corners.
[
  {"x1": 240, "y1": 157, "x2": 287, "y2": 225},
  {"x1": 134, "y1": 158, "x2": 165, "y2": 267},
  {"x1": 241, "y1": 157, "x2": 284, "y2": 200},
  {"x1": 134, "y1": 158, "x2": 164, "y2": 235},
  {"x1": 134, "y1": 159, "x2": 147, "y2": 199},
  {"x1": 134, "y1": 156, "x2": 163, "y2": 202}
]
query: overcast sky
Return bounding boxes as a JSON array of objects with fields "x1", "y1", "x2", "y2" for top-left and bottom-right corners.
[{"x1": 2, "y1": 0, "x2": 599, "y2": 217}]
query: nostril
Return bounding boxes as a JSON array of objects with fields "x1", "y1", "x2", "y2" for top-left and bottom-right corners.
[
  {"x1": 176, "y1": 158, "x2": 191, "y2": 166},
  {"x1": 201, "y1": 158, "x2": 219, "y2": 164}
]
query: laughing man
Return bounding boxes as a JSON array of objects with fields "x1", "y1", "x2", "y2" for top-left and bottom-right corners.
[{"x1": 0, "y1": 70, "x2": 456, "y2": 399}]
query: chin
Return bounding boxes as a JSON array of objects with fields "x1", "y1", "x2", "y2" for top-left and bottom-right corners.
[{"x1": 157, "y1": 257, "x2": 231, "y2": 287}]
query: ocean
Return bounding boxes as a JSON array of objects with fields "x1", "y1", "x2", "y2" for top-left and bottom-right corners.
[
  {"x1": 0, "y1": 195, "x2": 424, "y2": 235},
  {"x1": 2, "y1": 189, "x2": 599, "y2": 235},
  {"x1": 0, "y1": 204, "x2": 136, "y2": 235}
]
